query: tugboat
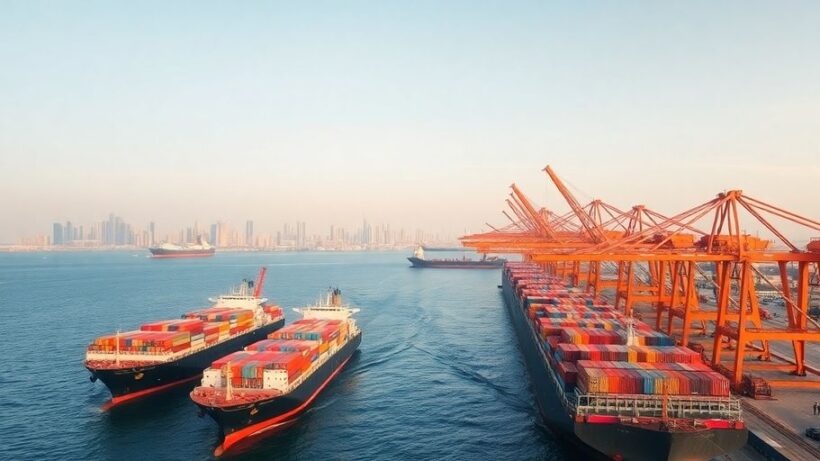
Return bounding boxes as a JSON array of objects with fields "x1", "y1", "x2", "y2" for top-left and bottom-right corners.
[
  {"x1": 407, "y1": 246, "x2": 505, "y2": 269},
  {"x1": 86, "y1": 268, "x2": 284, "y2": 409},
  {"x1": 191, "y1": 288, "x2": 362, "y2": 456}
]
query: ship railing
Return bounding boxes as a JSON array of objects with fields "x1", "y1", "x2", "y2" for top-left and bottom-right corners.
[{"x1": 574, "y1": 392, "x2": 743, "y2": 420}]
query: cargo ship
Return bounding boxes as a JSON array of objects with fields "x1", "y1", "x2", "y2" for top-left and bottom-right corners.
[
  {"x1": 86, "y1": 268, "x2": 285, "y2": 409},
  {"x1": 149, "y1": 237, "x2": 215, "y2": 258},
  {"x1": 407, "y1": 246, "x2": 505, "y2": 269},
  {"x1": 191, "y1": 288, "x2": 362, "y2": 456},
  {"x1": 501, "y1": 262, "x2": 747, "y2": 461}
]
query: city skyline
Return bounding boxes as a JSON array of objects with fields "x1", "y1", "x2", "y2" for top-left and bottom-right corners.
[{"x1": 15, "y1": 214, "x2": 459, "y2": 250}]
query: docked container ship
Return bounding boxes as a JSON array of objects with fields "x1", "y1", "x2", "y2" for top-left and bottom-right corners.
[
  {"x1": 149, "y1": 237, "x2": 215, "y2": 258},
  {"x1": 86, "y1": 268, "x2": 284, "y2": 408},
  {"x1": 501, "y1": 262, "x2": 747, "y2": 460},
  {"x1": 407, "y1": 246, "x2": 505, "y2": 269},
  {"x1": 191, "y1": 288, "x2": 362, "y2": 456}
]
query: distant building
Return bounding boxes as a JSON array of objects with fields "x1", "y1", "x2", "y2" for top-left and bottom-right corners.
[
  {"x1": 296, "y1": 221, "x2": 306, "y2": 248},
  {"x1": 246, "y1": 220, "x2": 254, "y2": 247},
  {"x1": 65, "y1": 221, "x2": 74, "y2": 243},
  {"x1": 52, "y1": 222, "x2": 64, "y2": 245}
]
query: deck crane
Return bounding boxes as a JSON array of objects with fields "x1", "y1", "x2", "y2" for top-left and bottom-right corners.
[{"x1": 253, "y1": 267, "x2": 267, "y2": 298}]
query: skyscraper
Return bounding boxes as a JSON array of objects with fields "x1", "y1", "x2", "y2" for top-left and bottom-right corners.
[
  {"x1": 106, "y1": 213, "x2": 115, "y2": 245},
  {"x1": 362, "y1": 219, "x2": 372, "y2": 245},
  {"x1": 245, "y1": 220, "x2": 254, "y2": 248},
  {"x1": 114, "y1": 216, "x2": 125, "y2": 245},
  {"x1": 298, "y1": 221, "x2": 306, "y2": 248},
  {"x1": 149, "y1": 222, "x2": 155, "y2": 246},
  {"x1": 52, "y1": 223, "x2": 64, "y2": 245}
]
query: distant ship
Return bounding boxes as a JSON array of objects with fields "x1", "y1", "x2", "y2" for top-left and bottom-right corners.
[
  {"x1": 407, "y1": 246, "x2": 505, "y2": 269},
  {"x1": 149, "y1": 237, "x2": 215, "y2": 259}
]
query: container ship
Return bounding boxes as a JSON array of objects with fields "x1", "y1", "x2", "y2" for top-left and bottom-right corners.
[
  {"x1": 191, "y1": 288, "x2": 362, "y2": 456},
  {"x1": 149, "y1": 237, "x2": 215, "y2": 259},
  {"x1": 86, "y1": 268, "x2": 284, "y2": 409},
  {"x1": 501, "y1": 262, "x2": 747, "y2": 461},
  {"x1": 407, "y1": 246, "x2": 505, "y2": 269}
]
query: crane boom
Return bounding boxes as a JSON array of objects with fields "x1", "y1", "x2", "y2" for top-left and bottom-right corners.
[
  {"x1": 511, "y1": 183, "x2": 557, "y2": 239},
  {"x1": 544, "y1": 165, "x2": 607, "y2": 243},
  {"x1": 253, "y1": 267, "x2": 267, "y2": 298}
]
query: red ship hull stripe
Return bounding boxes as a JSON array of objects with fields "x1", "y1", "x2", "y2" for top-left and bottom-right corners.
[
  {"x1": 102, "y1": 374, "x2": 202, "y2": 410},
  {"x1": 215, "y1": 354, "x2": 354, "y2": 456}
]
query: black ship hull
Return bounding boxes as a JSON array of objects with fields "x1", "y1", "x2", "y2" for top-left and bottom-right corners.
[
  {"x1": 87, "y1": 319, "x2": 284, "y2": 408},
  {"x1": 149, "y1": 247, "x2": 216, "y2": 258},
  {"x1": 407, "y1": 256, "x2": 505, "y2": 269},
  {"x1": 195, "y1": 332, "x2": 362, "y2": 455},
  {"x1": 501, "y1": 274, "x2": 747, "y2": 461}
]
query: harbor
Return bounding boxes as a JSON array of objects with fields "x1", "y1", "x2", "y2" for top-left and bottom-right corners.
[
  {"x1": 3, "y1": 2, "x2": 819, "y2": 460},
  {"x1": 462, "y1": 166, "x2": 820, "y2": 461}
]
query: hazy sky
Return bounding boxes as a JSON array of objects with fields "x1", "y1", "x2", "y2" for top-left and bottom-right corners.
[{"x1": 1, "y1": 1, "x2": 819, "y2": 243}]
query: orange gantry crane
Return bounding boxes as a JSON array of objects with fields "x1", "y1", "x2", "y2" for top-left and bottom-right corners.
[{"x1": 463, "y1": 166, "x2": 820, "y2": 394}]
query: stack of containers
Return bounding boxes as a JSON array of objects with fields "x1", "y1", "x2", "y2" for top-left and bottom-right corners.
[
  {"x1": 537, "y1": 318, "x2": 635, "y2": 338},
  {"x1": 529, "y1": 304, "x2": 620, "y2": 320},
  {"x1": 576, "y1": 361, "x2": 730, "y2": 397},
  {"x1": 554, "y1": 344, "x2": 702, "y2": 364},
  {"x1": 212, "y1": 350, "x2": 310, "y2": 388},
  {"x1": 206, "y1": 317, "x2": 354, "y2": 390},
  {"x1": 88, "y1": 330, "x2": 191, "y2": 354},
  {"x1": 184, "y1": 307, "x2": 255, "y2": 336},
  {"x1": 245, "y1": 339, "x2": 320, "y2": 362},
  {"x1": 503, "y1": 263, "x2": 732, "y2": 402},
  {"x1": 141, "y1": 319, "x2": 205, "y2": 348},
  {"x1": 202, "y1": 323, "x2": 223, "y2": 345},
  {"x1": 269, "y1": 319, "x2": 345, "y2": 353},
  {"x1": 560, "y1": 327, "x2": 623, "y2": 345}
]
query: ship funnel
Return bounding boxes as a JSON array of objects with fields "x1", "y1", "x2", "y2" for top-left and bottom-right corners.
[{"x1": 330, "y1": 288, "x2": 342, "y2": 307}]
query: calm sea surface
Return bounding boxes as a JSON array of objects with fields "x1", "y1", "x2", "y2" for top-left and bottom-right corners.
[{"x1": 0, "y1": 251, "x2": 572, "y2": 460}]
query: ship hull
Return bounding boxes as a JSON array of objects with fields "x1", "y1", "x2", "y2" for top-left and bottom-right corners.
[
  {"x1": 195, "y1": 332, "x2": 362, "y2": 455},
  {"x1": 87, "y1": 319, "x2": 284, "y2": 407},
  {"x1": 149, "y1": 248, "x2": 216, "y2": 259},
  {"x1": 501, "y1": 274, "x2": 747, "y2": 461},
  {"x1": 407, "y1": 256, "x2": 504, "y2": 269}
]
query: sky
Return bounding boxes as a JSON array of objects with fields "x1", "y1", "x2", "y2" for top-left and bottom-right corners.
[{"x1": 1, "y1": 1, "x2": 819, "y2": 243}]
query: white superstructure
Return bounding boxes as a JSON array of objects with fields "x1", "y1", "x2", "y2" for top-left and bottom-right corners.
[{"x1": 293, "y1": 287, "x2": 360, "y2": 322}]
